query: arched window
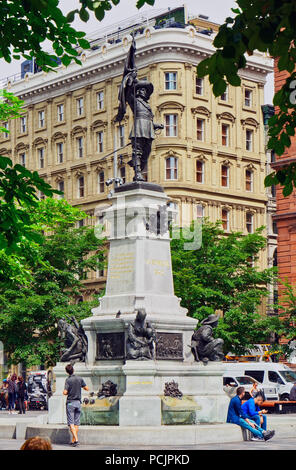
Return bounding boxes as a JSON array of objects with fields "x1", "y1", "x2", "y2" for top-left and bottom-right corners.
[{"x1": 246, "y1": 212, "x2": 254, "y2": 233}]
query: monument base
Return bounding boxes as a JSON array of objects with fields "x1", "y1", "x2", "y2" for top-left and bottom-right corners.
[{"x1": 48, "y1": 361, "x2": 229, "y2": 426}]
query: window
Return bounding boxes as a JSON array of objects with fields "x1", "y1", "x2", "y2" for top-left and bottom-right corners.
[
  {"x1": 273, "y1": 221, "x2": 278, "y2": 234},
  {"x1": 246, "y1": 371, "x2": 264, "y2": 383},
  {"x1": 246, "y1": 212, "x2": 253, "y2": 233},
  {"x1": 2, "y1": 122, "x2": 9, "y2": 138},
  {"x1": 167, "y1": 201, "x2": 179, "y2": 224},
  {"x1": 246, "y1": 129, "x2": 253, "y2": 151},
  {"x1": 98, "y1": 171, "x2": 105, "y2": 193},
  {"x1": 77, "y1": 98, "x2": 84, "y2": 116},
  {"x1": 165, "y1": 114, "x2": 177, "y2": 137},
  {"x1": 196, "y1": 204, "x2": 204, "y2": 218},
  {"x1": 57, "y1": 104, "x2": 64, "y2": 122},
  {"x1": 77, "y1": 137, "x2": 84, "y2": 158},
  {"x1": 20, "y1": 152, "x2": 26, "y2": 167},
  {"x1": 222, "y1": 209, "x2": 229, "y2": 231},
  {"x1": 97, "y1": 91, "x2": 104, "y2": 110},
  {"x1": 244, "y1": 89, "x2": 252, "y2": 107},
  {"x1": 97, "y1": 131, "x2": 104, "y2": 153},
  {"x1": 268, "y1": 371, "x2": 284, "y2": 385},
  {"x1": 20, "y1": 116, "x2": 27, "y2": 133},
  {"x1": 57, "y1": 142, "x2": 64, "y2": 163},
  {"x1": 165, "y1": 72, "x2": 177, "y2": 90},
  {"x1": 221, "y1": 165, "x2": 229, "y2": 187},
  {"x1": 196, "y1": 160, "x2": 204, "y2": 183},
  {"x1": 118, "y1": 125, "x2": 125, "y2": 147},
  {"x1": 165, "y1": 157, "x2": 178, "y2": 180},
  {"x1": 120, "y1": 166, "x2": 126, "y2": 184},
  {"x1": 38, "y1": 110, "x2": 45, "y2": 128},
  {"x1": 196, "y1": 118, "x2": 205, "y2": 141},
  {"x1": 78, "y1": 176, "x2": 84, "y2": 198},
  {"x1": 38, "y1": 147, "x2": 45, "y2": 169},
  {"x1": 221, "y1": 123, "x2": 229, "y2": 146},
  {"x1": 58, "y1": 180, "x2": 64, "y2": 199},
  {"x1": 195, "y1": 77, "x2": 203, "y2": 95},
  {"x1": 245, "y1": 169, "x2": 253, "y2": 191},
  {"x1": 221, "y1": 85, "x2": 228, "y2": 101}
]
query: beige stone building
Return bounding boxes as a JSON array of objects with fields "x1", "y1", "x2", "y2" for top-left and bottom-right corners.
[{"x1": 0, "y1": 8, "x2": 273, "y2": 298}]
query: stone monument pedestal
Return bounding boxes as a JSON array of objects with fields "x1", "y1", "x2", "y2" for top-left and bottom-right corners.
[{"x1": 48, "y1": 182, "x2": 229, "y2": 426}]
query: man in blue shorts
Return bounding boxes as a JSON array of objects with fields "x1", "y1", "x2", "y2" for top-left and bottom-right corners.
[{"x1": 63, "y1": 364, "x2": 89, "y2": 446}]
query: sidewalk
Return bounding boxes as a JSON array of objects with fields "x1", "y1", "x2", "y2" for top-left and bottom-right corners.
[{"x1": 0, "y1": 410, "x2": 295, "y2": 447}]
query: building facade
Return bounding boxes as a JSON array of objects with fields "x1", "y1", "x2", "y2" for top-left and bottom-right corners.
[{"x1": 0, "y1": 11, "x2": 273, "y2": 297}]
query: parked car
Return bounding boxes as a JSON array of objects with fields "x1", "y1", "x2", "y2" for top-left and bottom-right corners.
[
  {"x1": 223, "y1": 375, "x2": 265, "y2": 400},
  {"x1": 223, "y1": 362, "x2": 296, "y2": 401},
  {"x1": 27, "y1": 370, "x2": 54, "y2": 410}
]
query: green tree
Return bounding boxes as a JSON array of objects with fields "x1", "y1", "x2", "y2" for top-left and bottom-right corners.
[
  {"x1": 0, "y1": 197, "x2": 105, "y2": 367},
  {"x1": 171, "y1": 219, "x2": 277, "y2": 354},
  {"x1": 195, "y1": 0, "x2": 296, "y2": 197}
]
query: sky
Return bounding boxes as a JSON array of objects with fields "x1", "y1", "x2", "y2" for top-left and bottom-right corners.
[{"x1": 0, "y1": 0, "x2": 274, "y2": 103}]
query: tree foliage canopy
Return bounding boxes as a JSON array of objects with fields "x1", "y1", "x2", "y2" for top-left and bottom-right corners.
[
  {"x1": 196, "y1": 0, "x2": 296, "y2": 197},
  {"x1": 171, "y1": 220, "x2": 277, "y2": 354}
]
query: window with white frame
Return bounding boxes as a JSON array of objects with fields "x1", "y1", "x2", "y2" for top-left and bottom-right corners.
[
  {"x1": 221, "y1": 165, "x2": 229, "y2": 187},
  {"x1": 120, "y1": 166, "x2": 126, "y2": 184},
  {"x1": 196, "y1": 160, "x2": 204, "y2": 183},
  {"x1": 57, "y1": 103, "x2": 64, "y2": 122},
  {"x1": 195, "y1": 77, "x2": 204, "y2": 95},
  {"x1": 165, "y1": 156, "x2": 178, "y2": 180},
  {"x1": 57, "y1": 180, "x2": 64, "y2": 199},
  {"x1": 98, "y1": 171, "x2": 105, "y2": 193},
  {"x1": 78, "y1": 176, "x2": 84, "y2": 198},
  {"x1": 38, "y1": 110, "x2": 45, "y2": 128},
  {"x1": 221, "y1": 123, "x2": 229, "y2": 146},
  {"x1": 38, "y1": 147, "x2": 45, "y2": 169},
  {"x1": 165, "y1": 72, "x2": 177, "y2": 90},
  {"x1": 20, "y1": 116, "x2": 27, "y2": 133},
  {"x1": 165, "y1": 114, "x2": 178, "y2": 137},
  {"x1": 222, "y1": 208, "x2": 229, "y2": 231},
  {"x1": 2, "y1": 121, "x2": 9, "y2": 138},
  {"x1": 76, "y1": 136, "x2": 84, "y2": 158},
  {"x1": 246, "y1": 129, "x2": 254, "y2": 151},
  {"x1": 221, "y1": 85, "x2": 228, "y2": 102},
  {"x1": 244, "y1": 89, "x2": 252, "y2": 107},
  {"x1": 246, "y1": 212, "x2": 254, "y2": 233},
  {"x1": 97, "y1": 131, "x2": 104, "y2": 153},
  {"x1": 118, "y1": 125, "x2": 125, "y2": 148},
  {"x1": 196, "y1": 204, "x2": 204, "y2": 219},
  {"x1": 245, "y1": 169, "x2": 253, "y2": 191},
  {"x1": 97, "y1": 91, "x2": 104, "y2": 110},
  {"x1": 57, "y1": 142, "x2": 64, "y2": 163},
  {"x1": 20, "y1": 152, "x2": 26, "y2": 167},
  {"x1": 196, "y1": 118, "x2": 205, "y2": 141},
  {"x1": 76, "y1": 97, "x2": 84, "y2": 116},
  {"x1": 167, "y1": 201, "x2": 179, "y2": 224}
]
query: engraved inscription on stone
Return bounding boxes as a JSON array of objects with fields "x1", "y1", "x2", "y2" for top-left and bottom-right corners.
[
  {"x1": 96, "y1": 333, "x2": 125, "y2": 360},
  {"x1": 156, "y1": 332, "x2": 183, "y2": 360}
]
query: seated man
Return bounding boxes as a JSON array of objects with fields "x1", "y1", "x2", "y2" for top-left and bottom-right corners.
[
  {"x1": 226, "y1": 386, "x2": 275, "y2": 442},
  {"x1": 241, "y1": 392, "x2": 268, "y2": 431}
]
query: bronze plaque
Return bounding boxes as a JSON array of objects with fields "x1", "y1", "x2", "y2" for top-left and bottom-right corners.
[
  {"x1": 96, "y1": 332, "x2": 125, "y2": 360},
  {"x1": 156, "y1": 332, "x2": 183, "y2": 361}
]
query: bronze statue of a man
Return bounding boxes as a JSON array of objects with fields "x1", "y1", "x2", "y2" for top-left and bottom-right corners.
[
  {"x1": 115, "y1": 37, "x2": 163, "y2": 181},
  {"x1": 191, "y1": 314, "x2": 224, "y2": 364}
]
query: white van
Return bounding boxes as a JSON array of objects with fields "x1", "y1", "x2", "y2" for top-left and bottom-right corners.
[
  {"x1": 223, "y1": 375, "x2": 261, "y2": 400},
  {"x1": 223, "y1": 362, "x2": 296, "y2": 401}
]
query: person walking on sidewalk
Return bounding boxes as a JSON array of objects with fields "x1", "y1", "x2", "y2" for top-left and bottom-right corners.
[
  {"x1": 226, "y1": 386, "x2": 275, "y2": 442},
  {"x1": 7, "y1": 374, "x2": 17, "y2": 414},
  {"x1": 16, "y1": 376, "x2": 27, "y2": 414},
  {"x1": 63, "y1": 364, "x2": 89, "y2": 447}
]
